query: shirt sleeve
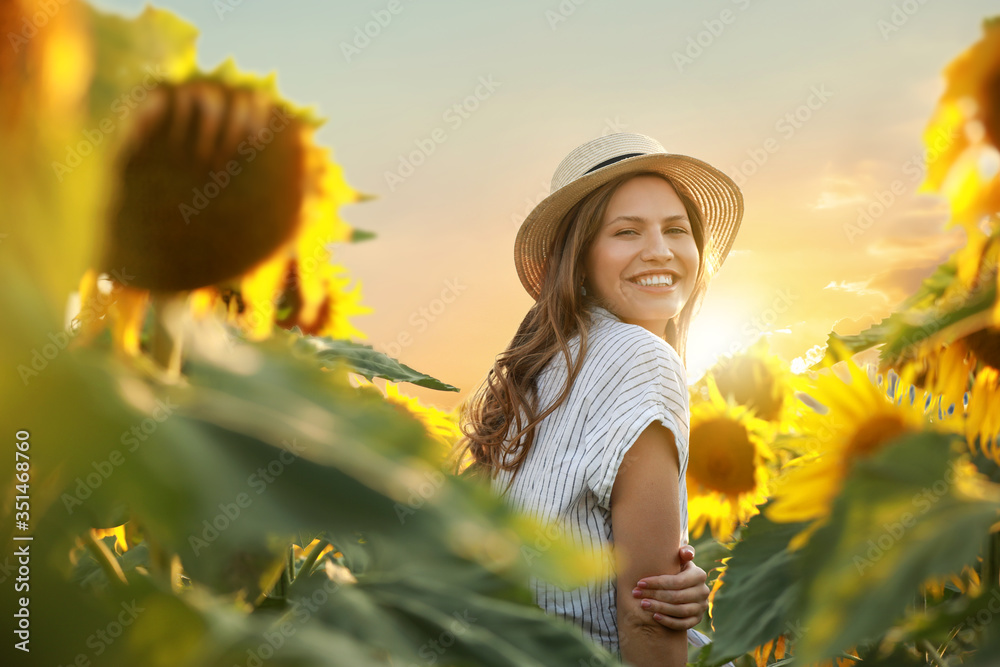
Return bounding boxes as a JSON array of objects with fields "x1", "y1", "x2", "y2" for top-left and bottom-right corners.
[{"x1": 583, "y1": 338, "x2": 690, "y2": 512}]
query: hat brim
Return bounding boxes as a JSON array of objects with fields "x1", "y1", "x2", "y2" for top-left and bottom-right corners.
[{"x1": 514, "y1": 153, "x2": 744, "y2": 301}]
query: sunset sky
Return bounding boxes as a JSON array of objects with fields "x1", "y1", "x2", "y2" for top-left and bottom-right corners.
[{"x1": 94, "y1": 0, "x2": 997, "y2": 412}]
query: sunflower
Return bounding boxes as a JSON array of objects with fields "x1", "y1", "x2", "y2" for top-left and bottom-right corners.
[
  {"x1": 71, "y1": 56, "x2": 373, "y2": 371},
  {"x1": 711, "y1": 558, "x2": 861, "y2": 667},
  {"x1": 920, "y1": 16, "x2": 1000, "y2": 238},
  {"x1": 352, "y1": 377, "x2": 463, "y2": 466},
  {"x1": 767, "y1": 341, "x2": 958, "y2": 531},
  {"x1": 855, "y1": 230, "x2": 1000, "y2": 454},
  {"x1": 753, "y1": 634, "x2": 859, "y2": 667},
  {"x1": 697, "y1": 337, "x2": 798, "y2": 426},
  {"x1": 686, "y1": 373, "x2": 774, "y2": 542},
  {"x1": 921, "y1": 563, "x2": 982, "y2": 601}
]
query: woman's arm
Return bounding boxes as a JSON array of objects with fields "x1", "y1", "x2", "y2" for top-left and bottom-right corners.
[{"x1": 610, "y1": 420, "x2": 687, "y2": 666}]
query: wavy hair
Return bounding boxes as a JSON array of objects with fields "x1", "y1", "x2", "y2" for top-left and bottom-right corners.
[{"x1": 449, "y1": 171, "x2": 712, "y2": 492}]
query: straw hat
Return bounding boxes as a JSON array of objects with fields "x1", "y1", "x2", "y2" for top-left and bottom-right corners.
[{"x1": 513, "y1": 132, "x2": 744, "y2": 301}]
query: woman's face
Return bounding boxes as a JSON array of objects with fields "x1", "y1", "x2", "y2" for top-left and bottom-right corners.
[{"x1": 583, "y1": 175, "x2": 700, "y2": 338}]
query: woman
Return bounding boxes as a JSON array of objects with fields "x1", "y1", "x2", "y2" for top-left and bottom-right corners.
[{"x1": 453, "y1": 133, "x2": 743, "y2": 665}]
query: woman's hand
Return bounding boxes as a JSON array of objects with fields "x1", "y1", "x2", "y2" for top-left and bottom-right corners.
[{"x1": 630, "y1": 545, "x2": 710, "y2": 630}]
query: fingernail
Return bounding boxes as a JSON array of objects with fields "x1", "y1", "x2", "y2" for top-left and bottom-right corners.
[
  {"x1": 653, "y1": 613, "x2": 662, "y2": 621},
  {"x1": 640, "y1": 600, "x2": 651, "y2": 609},
  {"x1": 632, "y1": 588, "x2": 641, "y2": 597},
  {"x1": 637, "y1": 581, "x2": 647, "y2": 588}
]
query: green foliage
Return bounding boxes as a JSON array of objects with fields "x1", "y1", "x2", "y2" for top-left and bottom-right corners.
[
  {"x1": 297, "y1": 334, "x2": 461, "y2": 392},
  {"x1": 795, "y1": 432, "x2": 1000, "y2": 663},
  {"x1": 0, "y1": 3, "x2": 623, "y2": 665},
  {"x1": 700, "y1": 511, "x2": 810, "y2": 665},
  {"x1": 704, "y1": 431, "x2": 1000, "y2": 665}
]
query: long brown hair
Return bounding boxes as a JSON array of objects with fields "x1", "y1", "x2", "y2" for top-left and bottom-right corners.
[{"x1": 449, "y1": 171, "x2": 713, "y2": 491}]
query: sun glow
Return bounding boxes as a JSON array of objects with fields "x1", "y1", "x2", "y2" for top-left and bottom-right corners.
[{"x1": 686, "y1": 300, "x2": 761, "y2": 384}]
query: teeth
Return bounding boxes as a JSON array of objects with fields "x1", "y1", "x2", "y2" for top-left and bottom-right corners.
[{"x1": 632, "y1": 274, "x2": 674, "y2": 287}]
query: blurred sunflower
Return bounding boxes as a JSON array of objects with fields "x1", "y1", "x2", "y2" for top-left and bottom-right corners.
[
  {"x1": 72, "y1": 56, "x2": 374, "y2": 370},
  {"x1": 352, "y1": 376, "x2": 463, "y2": 466},
  {"x1": 753, "y1": 634, "x2": 859, "y2": 667},
  {"x1": 813, "y1": 16, "x2": 1000, "y2": 457},
  {"x1": 687, "y1": 374, "x2": 774, "y2": 542},
  {"x1": 921, "y1": 16, "x2": 1000, "y2": 237},
  {"x1": 838, "y1": 230, "x2": 1000, "y2": 458},
  {"x1": 709, "y1": 561, "x2": 861, "y2": 667},
  {"x1": 768, "y1": 341, "x2": 958, "y2": 532},
  {"x1": 921, "y1": 563, "x2": 982, "y2": 600},
  {"x1": 698, "y1": 337, "x2": 798, "y2": 426}
]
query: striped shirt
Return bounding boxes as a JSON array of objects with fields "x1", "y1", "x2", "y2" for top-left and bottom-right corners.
[{"x1": 491, "y1": 304, "x2": 709, "y2": 659}]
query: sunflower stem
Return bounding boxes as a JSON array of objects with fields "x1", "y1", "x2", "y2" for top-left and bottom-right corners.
[
  {"x1": 918, "y1": 639, "x2": 948, "y2": 667},
  {"x1": 149, "y1": 292, "x2": 188, "y2": 379},
  {"x1": 982, "y1": 531, "x2": 1000, "y2": 647},
  {"x1": 295, "y1": 538, "x2": 331, "y2": 583}
]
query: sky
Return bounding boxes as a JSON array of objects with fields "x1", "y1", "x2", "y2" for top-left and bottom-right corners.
[{"x1": 92, "y1": 0, "x2": 997, "y2": 412}]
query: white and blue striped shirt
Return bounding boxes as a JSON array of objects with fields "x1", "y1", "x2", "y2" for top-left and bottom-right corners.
[{"x1": 492, "y1": 304, "x2": 710, "y2": 658}]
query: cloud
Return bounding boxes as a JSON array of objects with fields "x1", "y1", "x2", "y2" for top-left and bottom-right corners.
[
  {"x1": 862, "y1": 230, "x2": 965, "y2": 303},
  {"x1": 822, "y1": 279, "x2": 886, "y2": 298},
  {"x1": 811, "y1": 174, "x2": 869, "y2": 210}
]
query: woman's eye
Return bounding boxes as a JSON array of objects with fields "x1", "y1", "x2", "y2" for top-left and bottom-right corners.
[{"x1": 615, "y1": 227, "x2": 687, "y2": 236}]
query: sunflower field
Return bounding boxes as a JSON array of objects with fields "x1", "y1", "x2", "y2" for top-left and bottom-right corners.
[
  {"x1": 2, "y1": 1, "x2": 1000, "y2": 666},
  {"x1": 683, "y1": 17, "x2": 1000, "y2": 666}
]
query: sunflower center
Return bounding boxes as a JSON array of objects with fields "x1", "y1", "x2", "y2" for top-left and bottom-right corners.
[
  {"x1": 964, "y1": 327, "x2": 1000, "y2": 372},
  {"x1": 844, "y1": 413, "x2": 911, "y2": 462},
  {"x1": 982, "y1": 67, "x2": 1000, "y2": 149},
  {"x1": 688, "y1": 418, "x2": 758, "y2": 495}
]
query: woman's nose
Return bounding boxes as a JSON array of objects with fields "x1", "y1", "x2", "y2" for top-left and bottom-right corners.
[{"x1": 641, "y1": 231, "x2": 675, "y2": 260}]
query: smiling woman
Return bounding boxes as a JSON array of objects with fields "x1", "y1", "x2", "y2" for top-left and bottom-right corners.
[{"x1": 452, "y1": 133, "x2": 743, "y2": 665}]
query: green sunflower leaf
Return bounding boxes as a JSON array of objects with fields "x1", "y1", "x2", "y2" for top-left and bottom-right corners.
[
  {"x1": 795, "y1": 431, "x2": 1000, "y2": 663},
  {"x1": 699, "y1": 509, "x2": 811, "y2": 664},
  {"x1": 293, "y1": 334, "x2": 460, "y2": 392}
]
